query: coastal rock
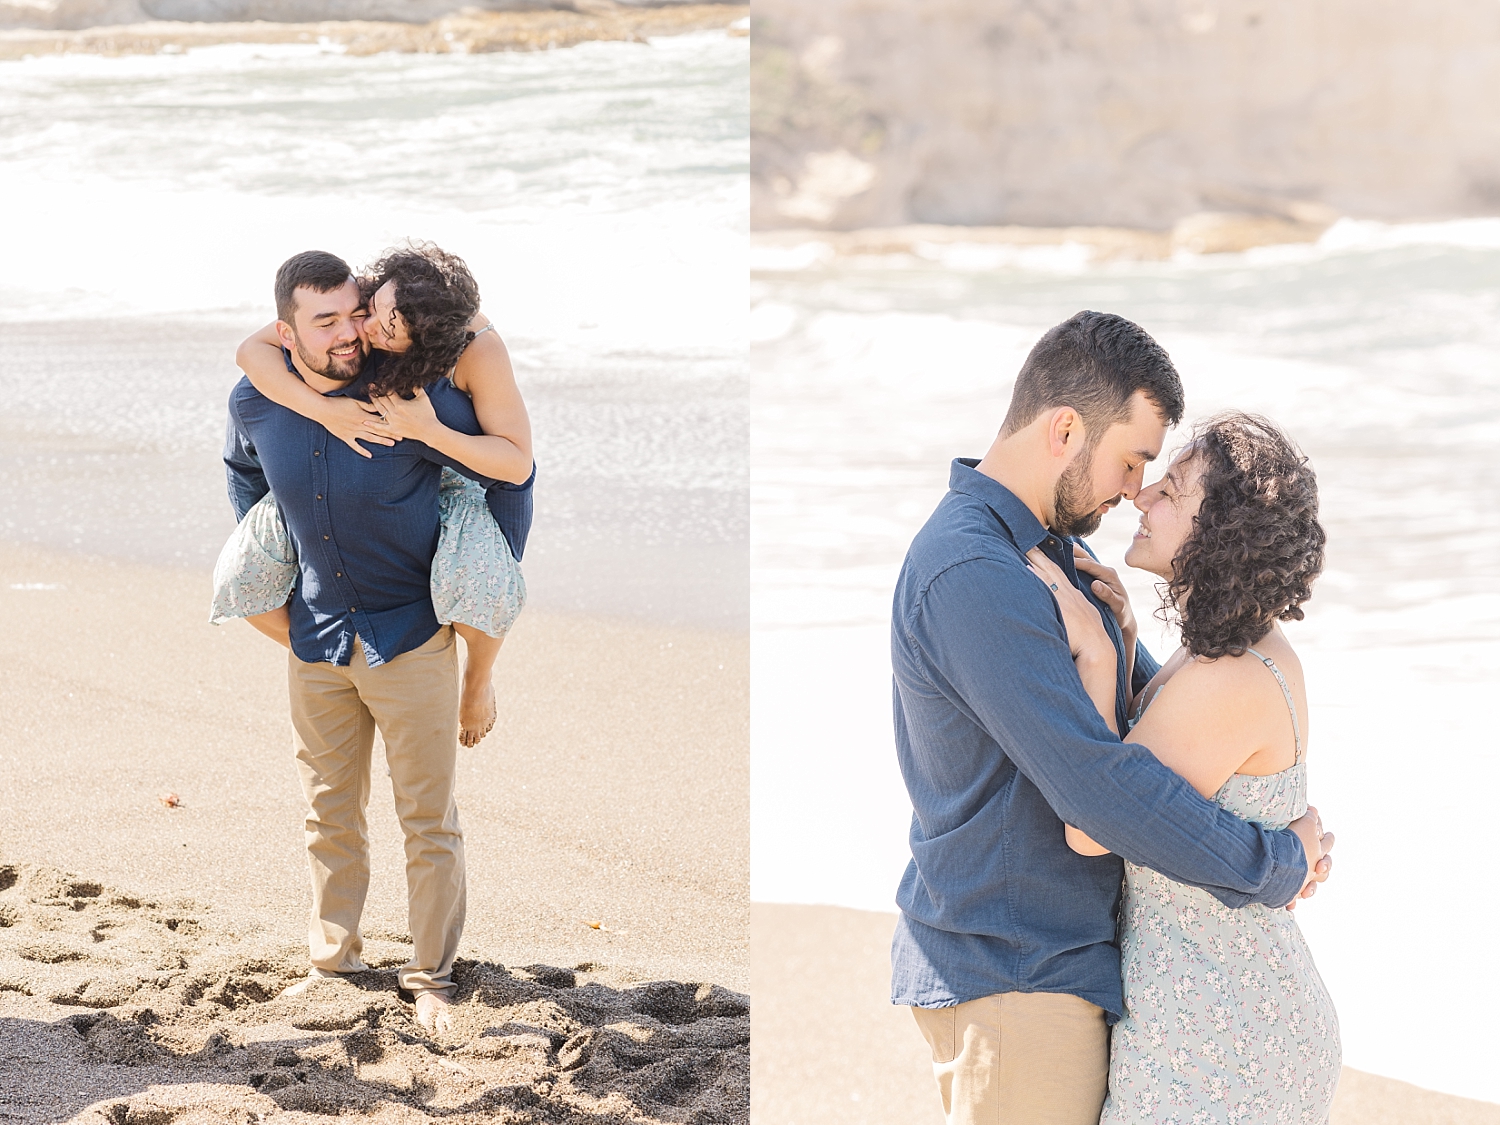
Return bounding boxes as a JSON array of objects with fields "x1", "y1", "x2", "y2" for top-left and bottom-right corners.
[
  {"x1": 0, "y1": 0, "x2": 729, "y2": 31},
  {"x1": 0, "y1": 2, "x2": 746, "y2": 55},
  {"x1": 1170, "y1": 210, "x2": 1330, "y2": 255},
  {"x1": 752, "y1": 0, "x2": 1500, "y2": 232}
]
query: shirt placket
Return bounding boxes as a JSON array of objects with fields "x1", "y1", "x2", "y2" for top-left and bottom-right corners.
[{"x1": 307, "y1": 431, "x2": 367, "y2": 664}]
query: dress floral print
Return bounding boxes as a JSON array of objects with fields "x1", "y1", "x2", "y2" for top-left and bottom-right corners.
[
  {"x1": 210, "y1": 467, "x2": 525, "y2": 639},
  {"x1": 1099, "y1": 652, "x2": 1340, "y2": 1125},
  {"x1": 429, "y1": 467, "x2": 525, "y2": 637}
]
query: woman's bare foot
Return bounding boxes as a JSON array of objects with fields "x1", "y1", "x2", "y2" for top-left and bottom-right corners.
[
  {"x1": 459, "y1": 675, "x2": 496, "y2": 748},
  {"x1": 414, "y1": 989, "x2": 452, "y2": 1033}
]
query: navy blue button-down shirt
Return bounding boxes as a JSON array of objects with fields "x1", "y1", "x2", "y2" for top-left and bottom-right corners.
[
  {"x1": 890, "y1": 459, "x2": 1307, "y2": 1021},
  {"x1": 223, "y1": 367, "x2": 530, "y2": 668}
]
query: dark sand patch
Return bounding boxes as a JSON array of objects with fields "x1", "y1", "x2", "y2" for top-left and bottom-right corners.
[{"x1": 0, "y1": 864, "x2": 748, "y2": 1124}]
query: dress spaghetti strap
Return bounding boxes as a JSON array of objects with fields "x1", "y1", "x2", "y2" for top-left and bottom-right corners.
[
  {"x1": 1245, "y1": 647, "x2": 1302, "y2": 763},
  {"x1": 447, "y1": 323, "x2": 499, "y2": 386}
]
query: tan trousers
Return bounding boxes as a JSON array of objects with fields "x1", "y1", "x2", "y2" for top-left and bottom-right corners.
[
  {"x1": 910, "y1": 992, "x2": 1109, "y2": 1125},
  {"x1": 288, "y1": 626, "x2": 465, "y2": 996}
]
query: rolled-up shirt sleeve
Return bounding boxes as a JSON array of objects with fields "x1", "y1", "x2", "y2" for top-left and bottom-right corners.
[{"x1": 905, "y1": 555, "x2": 1306, "y2": 908}]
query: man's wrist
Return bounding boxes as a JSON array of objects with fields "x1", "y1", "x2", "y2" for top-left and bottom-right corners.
[{"x1": 1270, "y1": 831, "x2": 1311, "y2": 907}]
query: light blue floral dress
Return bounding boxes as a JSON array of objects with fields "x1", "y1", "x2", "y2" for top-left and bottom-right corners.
[
  {"x1": 1100, "y1": 651, "x2": 1340, "y2": 1125},
  {"x1": 209, "y1": 466, "x2": 525, "y2": 639}
]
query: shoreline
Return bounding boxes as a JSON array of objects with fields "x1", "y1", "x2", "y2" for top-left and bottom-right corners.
[
  {"x1": 0, "y1": 3, "x2": 748, "y2": 60},
  {"x1": 751, "y1": 902, "x2": 1500, "y2": 1125},
  {"x1": 0, "y1": 315, "x2": 748, "y2": 632}
]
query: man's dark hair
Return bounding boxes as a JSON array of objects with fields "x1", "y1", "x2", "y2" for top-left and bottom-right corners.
[
  {"x1": 1000, "y1": 311, "x2": 1185, "y2": 439},
  {"x1": 274, "y1": 250, "x2": 354, "y2": 324}
]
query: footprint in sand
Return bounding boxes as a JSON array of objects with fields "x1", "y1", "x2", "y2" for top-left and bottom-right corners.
[{"x1": 0, "y1": 863, "x2": 748, "y2": 1124}]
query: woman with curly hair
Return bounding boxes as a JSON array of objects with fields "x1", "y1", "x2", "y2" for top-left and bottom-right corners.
[
  {"x1": 1028, "y1": 412, "x2": 1340, "y2": 1125},
  {"x1": 217, "y1": 243, "x2": 531, "y2": 749}
]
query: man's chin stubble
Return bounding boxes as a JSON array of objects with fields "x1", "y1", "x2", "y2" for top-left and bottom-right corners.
[{"x1": 294, "y1": 337, "x2": 364, "y2": 382}]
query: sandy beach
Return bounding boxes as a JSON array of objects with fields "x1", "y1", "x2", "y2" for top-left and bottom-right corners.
[
  {"x1": 751, "y1": 903, "x2": 1500, "y2": 1125},
  {"x1": 0, "y1": 541, "x2": 747, "y2": 1123}
]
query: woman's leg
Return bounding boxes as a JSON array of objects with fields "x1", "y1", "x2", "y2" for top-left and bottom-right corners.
[
  {"x1": 452, "y1": 622, "x2": 502, "y2": 747},
  {"x1": 246, "y1": 605, "x2": 292, "y2": 648}
]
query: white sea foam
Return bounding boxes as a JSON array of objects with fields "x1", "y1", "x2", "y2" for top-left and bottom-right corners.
[
  {"x1": 752, "y1": 239, "x2": 1500, "y2": 1101},
  {"x1": 0, "y1": 34, "x2": 747, "y2": 361},
  {"x1": 0, "y1": 30, "x2": 747, "y2": 624}
]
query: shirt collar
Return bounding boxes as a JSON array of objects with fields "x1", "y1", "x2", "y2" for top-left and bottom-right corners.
[{"x1": 949, "y1": 457, "x2": 1051, "y2": 552}]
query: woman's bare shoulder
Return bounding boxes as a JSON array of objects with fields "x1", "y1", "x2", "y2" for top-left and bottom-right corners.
[
  {"x1": 451, "y1": 326, "x2": 515, "y2": 396},
  {"x1": 1145, "y1": 648, "x2": 1289, "y2": 727},
  {"x1": 1160, "y1": 641, "x2": 1303, "y2": 770}
]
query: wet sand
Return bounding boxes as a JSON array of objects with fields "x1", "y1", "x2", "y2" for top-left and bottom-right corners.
[
  {"x1": 0, "y1": 317, "x2": 747, "y2": 630},
  {"x1": 751, "y1": 903, "x2": 1500, "y2": 1125},
  {"x1": 0, "y1": 542, "x2": 747, "y2": 1122}
]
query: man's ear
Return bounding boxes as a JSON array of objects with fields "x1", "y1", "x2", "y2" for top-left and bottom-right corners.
[
  {"x1": 275, "y1": 320, "x2": 296, "y2": 350},
  {"x1": 1046, "y1": 406, "x2": 1085, "y2": 458}
]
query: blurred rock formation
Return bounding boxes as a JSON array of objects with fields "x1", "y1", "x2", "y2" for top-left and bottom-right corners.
[
  {"x1": 752, "y1": 0, "x2": 1500, "y2": 231},
  {"x1": 0, "y1": 1, "x2": 745, "y2": 55},
  {"x1": 0, "y1": 0, "x2": 722, "y2": 31}
]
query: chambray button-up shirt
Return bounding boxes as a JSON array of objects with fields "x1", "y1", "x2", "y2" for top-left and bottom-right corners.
[
  {"x1": 223, "y1": 368, "x2": 532, "y2": 669},
  {"x1": 890, "y1": 459, "x2": 1306, "y2": 1021}
]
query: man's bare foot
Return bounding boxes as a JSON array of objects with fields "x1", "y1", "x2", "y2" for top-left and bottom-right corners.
[
  {"x1": 458, "y1": 675, "x2": 496, "y2": 748},
  {"x1": 278, "y1": 968, "x2": 346, "y2": 999},
  {"x1": 414, "y1": 989, "x2": 453, "y2": 1033}
]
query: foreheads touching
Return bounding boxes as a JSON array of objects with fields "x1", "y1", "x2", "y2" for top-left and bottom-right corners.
[
  {"x1": 1138, "y1": 413, "x2": 1326, "y2": 659},
  {"x1": 1001, "y1": 311, "x2": 1184, "y2": 443},
  {"x1": 1001, "y1": 311, "x2": 1183, "y2": 535}
]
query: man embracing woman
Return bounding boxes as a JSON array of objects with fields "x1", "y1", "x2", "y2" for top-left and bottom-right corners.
[{"x1": 891, "y1": 311, "x2": 1340, "y2": 1125}]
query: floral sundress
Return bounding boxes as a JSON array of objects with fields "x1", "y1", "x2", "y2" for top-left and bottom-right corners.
[
  {"x1": 209, "y1": 466, "x2": 525, "y2": 639},
  {"x1": 1100, "y1": 650, "x2": 1340, "y2": 1125}
]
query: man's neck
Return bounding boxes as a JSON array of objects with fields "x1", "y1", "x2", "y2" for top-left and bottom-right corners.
[{"x1": 975, "y1": 432, "x2": 1054, "y2": 528}]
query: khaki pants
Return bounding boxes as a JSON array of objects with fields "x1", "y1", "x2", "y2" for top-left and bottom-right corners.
[
  {"x1": 288, "y1": 627, "x2": 465, "y2": 996},
  {"x1": 910, "y1": 992, "x2": 1108, "y2": 1125}
]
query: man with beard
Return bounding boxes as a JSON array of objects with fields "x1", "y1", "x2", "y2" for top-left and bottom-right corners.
[
  {"x1": 223, "y1": 250, "x2": 494, "y2": 1032},
  {"x1": 889, "y1": 311, "x2": 1334, "y2": 1124}
]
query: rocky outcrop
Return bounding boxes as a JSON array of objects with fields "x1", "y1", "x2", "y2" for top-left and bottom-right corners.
[
  {"x1": 752, "y1": 0, "x2": 1500, "y2": 231},
  {"x1": 0, "y1": 2, "x2": 745, "y2": 55},
  {"x1": 0, "y1": 0, "x2": 721, "y2": 31}
]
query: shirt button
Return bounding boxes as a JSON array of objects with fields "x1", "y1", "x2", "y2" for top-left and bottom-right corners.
[
  {"x1": 316, "y1": 494, "x2": 323, "y2": 500},
  {"x1": 323, "y1": 535, "x2": 330, "y2": 540},
  {"x1": 313, "y1": 451, "x2": 320, "y2": 457},
  {"x1": 335, "y1": 572, "x2": 342, "y2": 578},
  {"x1": 350, "y1": 607, "x2": 357, "y2": 613}
]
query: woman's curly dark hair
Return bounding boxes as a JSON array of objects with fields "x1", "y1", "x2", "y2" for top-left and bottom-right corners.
[
  {"x1": 361, "y1": 242, "x2": 480, "y2": 397},
  {"x1": 1163, "y1": 412, "x2": 1326, "y2": 659}
]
